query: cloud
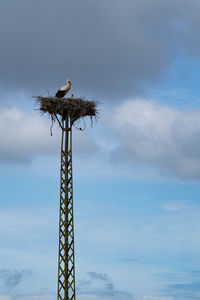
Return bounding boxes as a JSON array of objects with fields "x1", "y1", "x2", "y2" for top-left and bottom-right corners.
[
  {"x1": 111, "y1": 98, "x2": 200, "y2": 178},
  {"x1": 0, "y1": 106, "x2": 98, "y2": 163},
  {"x1": 169, "y1": 281, "x2": 200, "y2": 292},
  {"x1": 161, "y1": 201, "x2": 189, "y2": 212},
  {"x1": 166, "y1": 282, "x2": 200, "y2": 299},
  {"x1": 0, "y1": 293, "x2": 55, "y2": 300},
  {"x1": 0, "y1": 106, "x2": 57, "y2": 163},
  {"x1": 78, "y1": 291, "x2": 134, "y2": 300},
  {"x1": 164, "y1": 271, "x2": 200, "y2": 299},
  {"x1": 1, "y1": 0, "x2": 200, "y2": 99},
  {"x1": 132, "y1": 297, "x2": 177, "y2": 300},
  {"x1": 87, "y1": 272, "x2": 109, "y2": 282},
  {"x1": 133, "y1": 297, "x2": 178, "y2": 300},
  {"x1": 78, "y1": 272, "x2": 133, "y2": 299},
  {"x1": 0, "y1": 294, "x2": 178, "y2": 300},
  {"x1": 0, "y1": 269, "x2": 32, "y2": 289}
]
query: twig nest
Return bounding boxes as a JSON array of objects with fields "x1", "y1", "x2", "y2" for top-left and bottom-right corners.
[{"x1": 34, "y1": 96, "x2": 98, "y2": 124}]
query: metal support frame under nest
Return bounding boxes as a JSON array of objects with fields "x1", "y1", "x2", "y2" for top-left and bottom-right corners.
[
  {"x1": 35, "y1": 95, "x2": 98, "y2": 300},
  {"x1": 57, "y1": 115, "x2": 76, "y2": 300}
]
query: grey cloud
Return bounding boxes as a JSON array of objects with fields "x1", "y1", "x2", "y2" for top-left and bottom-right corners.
[
  {"x1": 79, "y1": 290, "x2": 134, "y2": 300},
  {"x1": 0, "y1": 269, "x2": 32, "y2": 289},
  {"x1": 165, "y1": 282, "x2": 200, "y2": 299},
  {"x1": 79, "y1": 271, "x2": 134, "y2": 299},
  {"x1": 169, "y1": 281, "x2": 200, "y2": 292},
  {"x1": 105, "y1": 282, "x2": 114, "y2": 293},
  {"x1": 87, "y1": 272, "x2": 109, "y2": 282},
  {"x1": 190, "y1": 271, "x2": 200, "y2": 279},
  {"x1": 158, "y1": 270, "x2": 200, "y2": 299},
  {"x1": 86, "y1": 271, "x2": 114, "y2": 297},
  {"x1": 1, "y1": 0, "x2": 200, "y2": 100},
  {"x1": 77, "y1": 279, "x2": 92, "y2": 289}
]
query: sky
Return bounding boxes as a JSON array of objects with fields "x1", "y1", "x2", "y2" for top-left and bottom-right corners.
[{"x1": 1, "y1": 0, "x2": 200, "y2": 299}]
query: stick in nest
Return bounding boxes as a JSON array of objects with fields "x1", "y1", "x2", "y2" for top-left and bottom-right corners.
[{"x1": 34, "y1": 96, "x2": 98, "y2": 127}]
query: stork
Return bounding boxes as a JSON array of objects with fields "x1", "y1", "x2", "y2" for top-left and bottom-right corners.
[{"x1": 55, "y1": 80, "x2": 72, "y2": 98}]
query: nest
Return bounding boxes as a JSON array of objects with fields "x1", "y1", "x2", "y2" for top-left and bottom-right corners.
[{"x1": 35, "y1": 96, "x2": 98, "y2": 126}]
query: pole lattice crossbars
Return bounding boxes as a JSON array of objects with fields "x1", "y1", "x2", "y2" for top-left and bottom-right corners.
[
  {"x1": 57, "y1": 116, "x2": 76, "y2": 300},
  {"x1": 35, "y1": 95, "x2": 97, "y2": 300}
]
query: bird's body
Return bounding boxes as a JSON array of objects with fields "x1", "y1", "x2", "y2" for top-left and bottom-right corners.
[{"x1": 55, "y1": 80, "x2": 71, "y2": 98}]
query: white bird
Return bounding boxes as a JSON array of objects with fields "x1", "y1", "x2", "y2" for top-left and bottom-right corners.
[{"x1": 55, "y1": 80, "x2": 72, "y2": 98}]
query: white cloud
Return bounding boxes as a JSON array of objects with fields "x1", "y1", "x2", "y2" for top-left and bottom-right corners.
[
  {"x1": 0, "y1": 107, "x2": 57, "y2": 163},
  {"x1": 0, "y1": 106, "x2": 98, "y2": 163},
  {"x1": 161, "y1": 201, "x2": 189, "y2": 212},
  {"x1": 111, "y1": 99, "x2": 200, "y2": 178},
  {"x1": 3, "y1": 98, "x2": 200, "y2": 180}
]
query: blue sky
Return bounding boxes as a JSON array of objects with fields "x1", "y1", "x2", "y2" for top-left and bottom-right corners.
[{"x1": 1, "y1": 1, "x2": 200, "y2": 299}]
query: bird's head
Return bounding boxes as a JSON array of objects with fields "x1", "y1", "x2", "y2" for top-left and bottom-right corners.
[{"x1": 67, "y1": 79, "x2": 71, "y2": 85}]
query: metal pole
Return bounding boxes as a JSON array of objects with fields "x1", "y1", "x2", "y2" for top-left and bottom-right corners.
[{"x1": 57, "y1": 116, "x2": 76, "y2": 300}]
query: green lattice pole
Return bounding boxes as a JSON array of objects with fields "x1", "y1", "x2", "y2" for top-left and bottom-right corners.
[{"x1": 57, "y1": 116, "x2": 76, "y2": 300}]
